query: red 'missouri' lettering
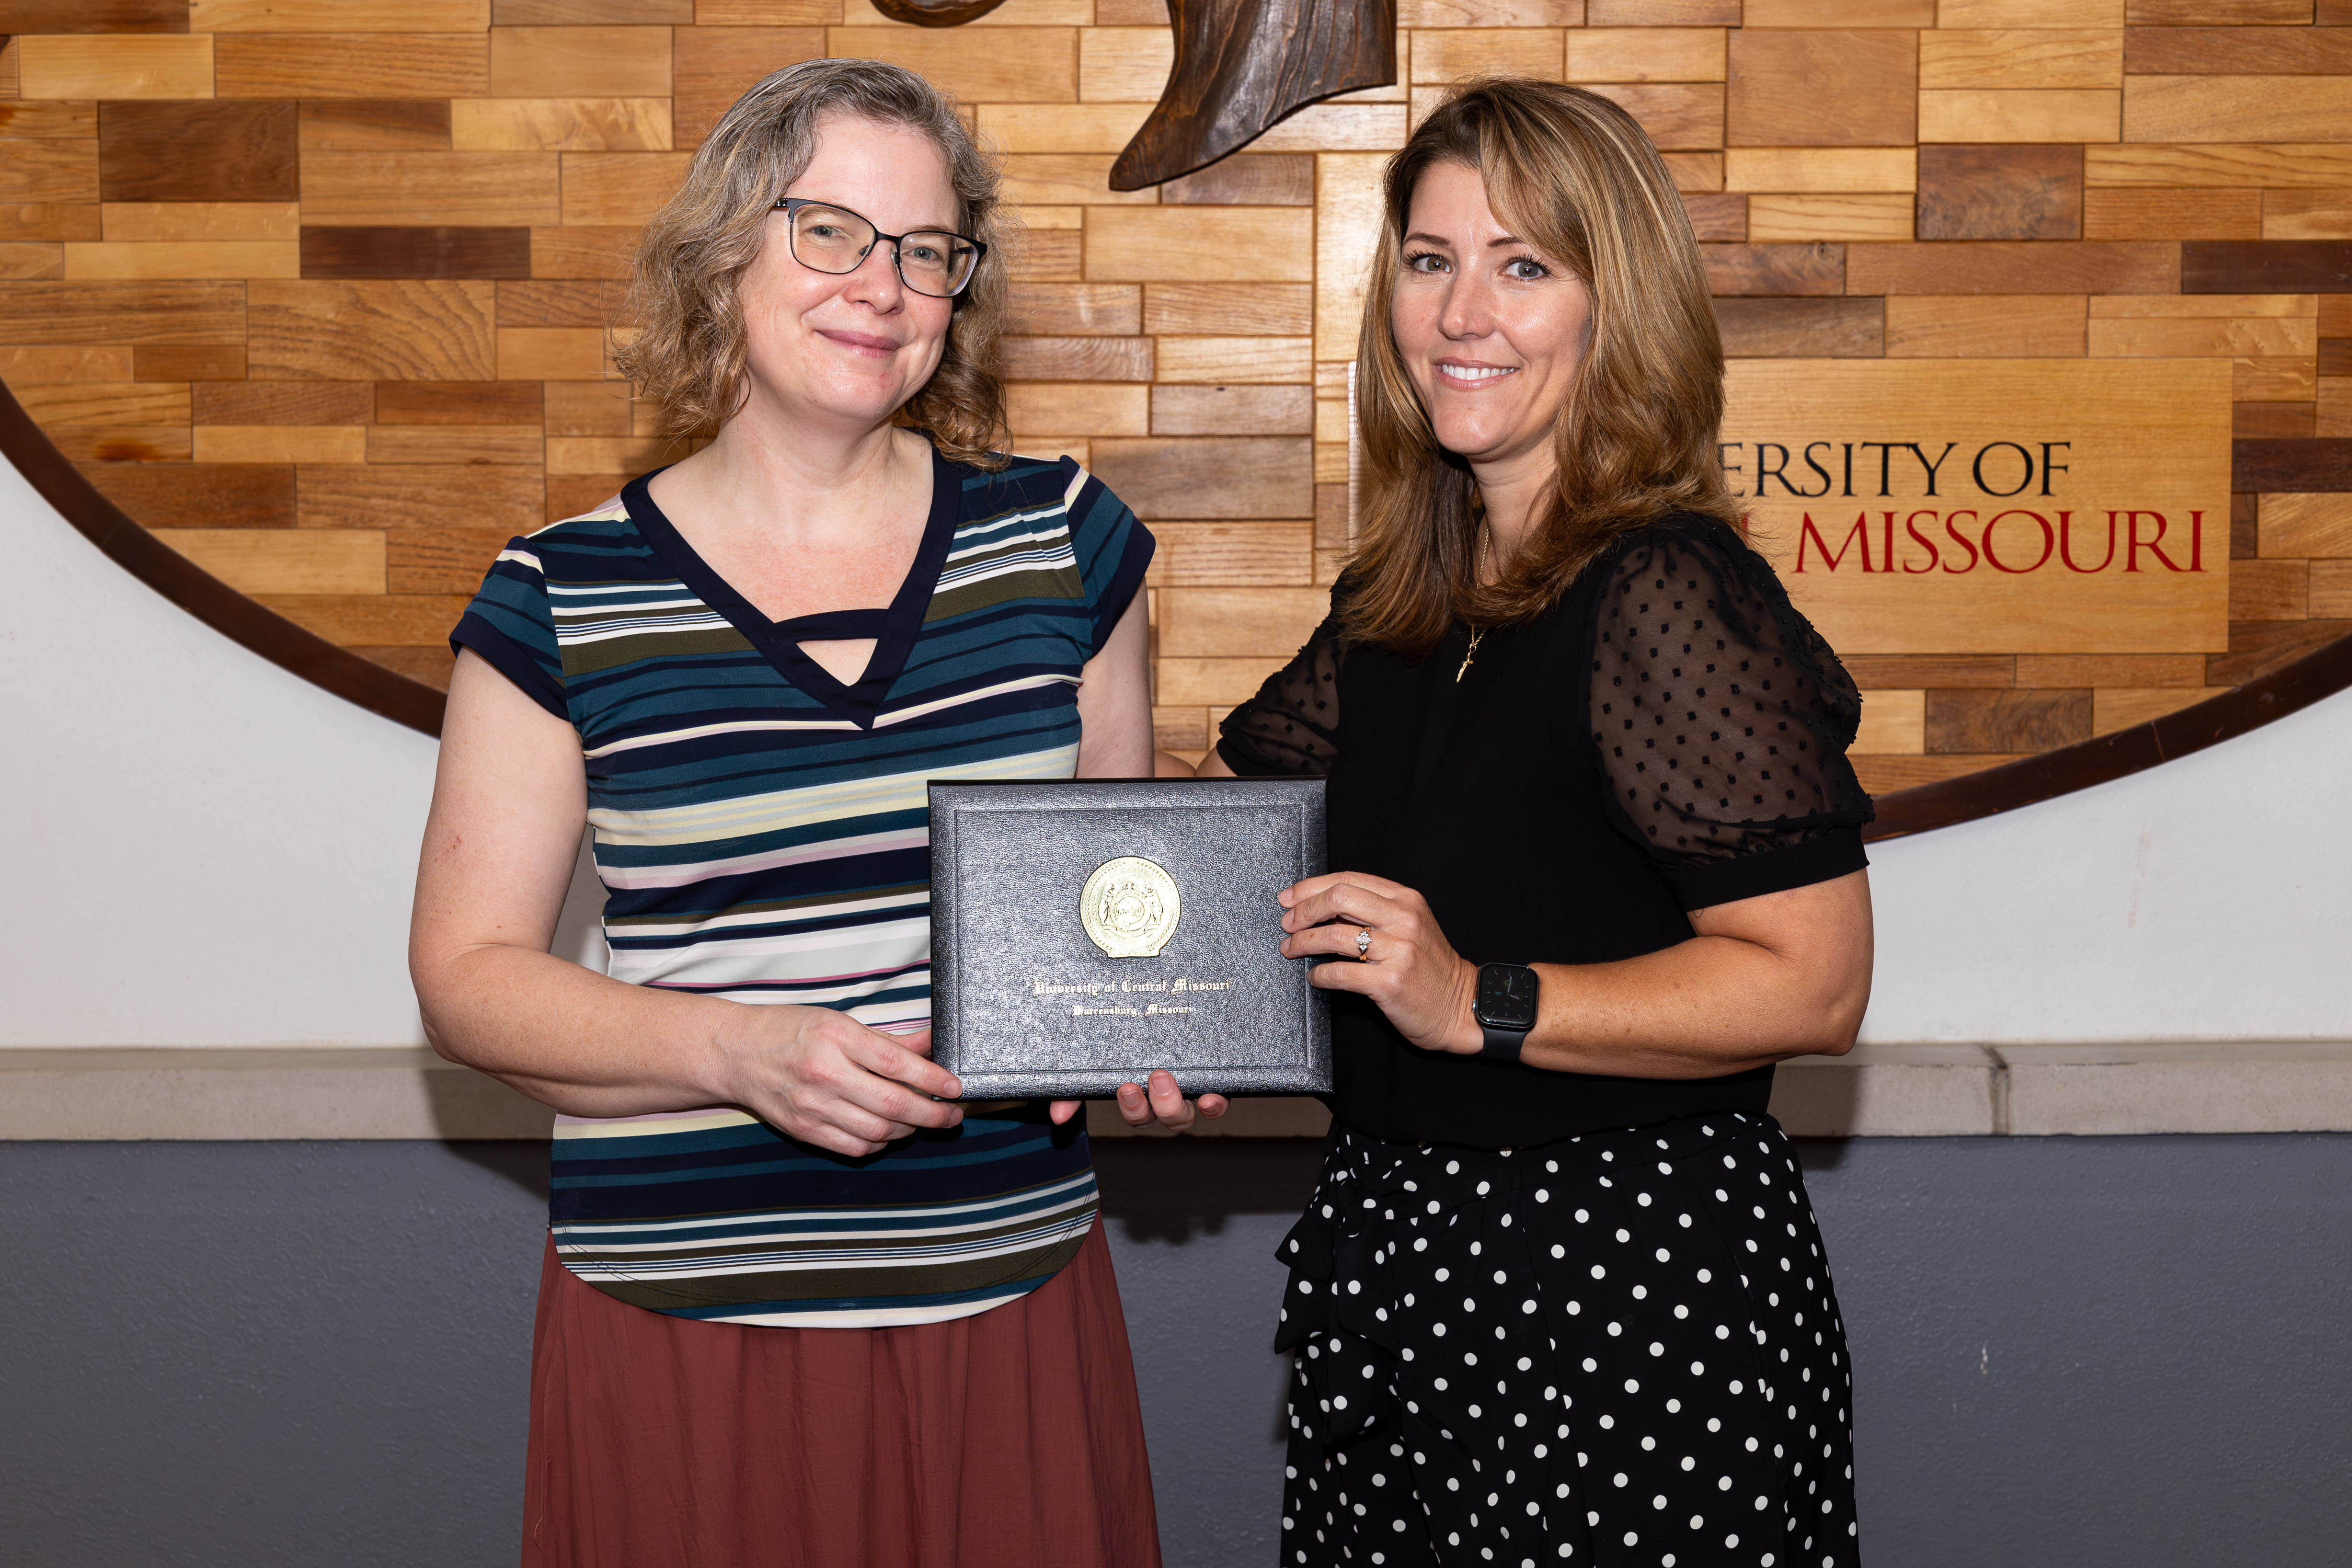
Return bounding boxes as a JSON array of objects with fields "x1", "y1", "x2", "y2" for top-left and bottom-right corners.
[
  {"x1": 1941, "y1": 512, "x2": 1980, "y2": 573},
  {"x1": 2123, "y1": 511, "x2": 2185, "y2": 573},
  {"x1": 2059, "y1": 511, "x2": 2114, "y2": 573},
  {"x1": 1982, "y1": 510, "x2": 2056, "y2": 574},
  {"x1": 1902, "y1": 511, "x2": 1941, "y2": 573},
  {"x1": 1794, "y1": 513, "x2": 1873, "y2": 572},
  {"x1": 1784, "y1": 506, "x2": 2204, "y2": 576}
]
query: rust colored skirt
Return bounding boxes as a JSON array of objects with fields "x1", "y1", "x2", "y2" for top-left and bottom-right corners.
[{"x1": 521, "y1": 1218, "x2": 1162, "y2": 1568}]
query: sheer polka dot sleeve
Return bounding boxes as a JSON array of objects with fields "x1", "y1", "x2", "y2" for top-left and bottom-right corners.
[
  {"x1": 1214, "y1": 595, "x2": 1346, "y2": 778},
  {"x1": 1590, "y1": 517, "x2": 1874, "y2": 909}
]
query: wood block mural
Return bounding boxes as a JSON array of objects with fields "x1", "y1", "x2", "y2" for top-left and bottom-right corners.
[{"x1": 1, "y1": 0, "x2": 2348, "y2": 804}]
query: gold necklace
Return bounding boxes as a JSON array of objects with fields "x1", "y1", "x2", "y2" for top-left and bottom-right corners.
[{"x1": 1455, "y1": 519, "x2": 1492, "y2": 683}]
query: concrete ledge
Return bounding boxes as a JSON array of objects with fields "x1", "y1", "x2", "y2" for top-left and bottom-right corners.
[
  {"x1": 1997, "y1": 1042, "x2": 2352, "y2": 1136},
  {"x1": 5, "y1": 1043, "x2": 2352, "y2": 1140},
  {"x1": 1774, "y1": 1042, "x2": 2352, "y2": 1137},
  {"x1": 1767, "y1": 1044, "x2": 2005, "y2": 1137},
  {"x1": 0, "y1": 1049, "x2": 554, "y2": 1141}
]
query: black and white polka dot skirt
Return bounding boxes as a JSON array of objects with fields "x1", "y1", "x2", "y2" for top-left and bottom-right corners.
[{"x1": 1274, "y1": 1112, "x2": 1857, "y2": 1568}]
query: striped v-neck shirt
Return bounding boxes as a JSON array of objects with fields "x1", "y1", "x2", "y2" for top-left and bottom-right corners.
[{"x1": 451, "y1": 443, "x2": 1153, "y2": 1328}]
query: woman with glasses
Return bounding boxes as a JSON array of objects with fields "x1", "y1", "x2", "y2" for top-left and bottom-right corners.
[
  {"x1": 1200, "y1": 79, "x2": 1875, "y2": 1566},
  {"x1": 411, "y1": 58, "x2": 1212, "y2": 1567}
]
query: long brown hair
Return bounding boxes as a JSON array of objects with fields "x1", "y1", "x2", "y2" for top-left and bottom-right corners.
[
  {"x1": 1345, "y1": 78, "x2": 1735, "y2": 656},
  {"x1": 612, "y1": 57, "x2": 1010, "y2": 469}
]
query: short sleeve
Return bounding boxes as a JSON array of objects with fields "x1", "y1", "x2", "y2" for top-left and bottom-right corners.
[
  {"x1": 1215, "y1": 590, "x2": 1346, "y2": 777},
  {"x1": 449, "y1": 537, "x2": 567, "y2": 721},
  {"x1": 1060, "y1": 458, "x2": 1155, "y2": 657},
  {"x1": 1590, "y1": 518, "x2": 1875, "y2": 910}
]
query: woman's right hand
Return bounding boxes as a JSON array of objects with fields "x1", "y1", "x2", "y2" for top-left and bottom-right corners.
[
  {"x1": 418, "y1": 656, "x2": 966, "y2": 1151},
  {"x1": 712, "y1": 1009, "x2": 965, "y2": 1159}
]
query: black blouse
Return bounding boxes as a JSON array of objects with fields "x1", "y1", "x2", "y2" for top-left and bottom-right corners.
[{"x1": 1216, "y1": 511, "x2": 1875, "y2": 1149}]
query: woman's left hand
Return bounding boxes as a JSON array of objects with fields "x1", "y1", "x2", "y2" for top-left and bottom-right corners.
[
  {"x1": 1280, "y1": 871, "x2": 1482, "y2": 1055},
  {"x1": 1048, "y1": 1077, "x2": 1230, "y2": 1131}
]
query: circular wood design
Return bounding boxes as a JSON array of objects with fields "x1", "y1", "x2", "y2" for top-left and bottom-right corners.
[{"x1": 6, "y1": 5, "x2": 2349, "y2": 839}]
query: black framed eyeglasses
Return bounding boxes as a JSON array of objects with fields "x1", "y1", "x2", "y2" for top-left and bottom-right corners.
[{"x1": 771, "y1": 197, "x2": 986, "y2": 299}]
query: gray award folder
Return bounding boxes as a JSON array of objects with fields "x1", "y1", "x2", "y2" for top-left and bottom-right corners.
[{"x1": 928, "y1": 777, "x2": 1331, "y2": 1099}]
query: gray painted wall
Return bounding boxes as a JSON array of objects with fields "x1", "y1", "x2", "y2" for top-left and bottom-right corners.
[{"x1": 5, "y1": 1135, "x2": 2349, "y2": 1567}]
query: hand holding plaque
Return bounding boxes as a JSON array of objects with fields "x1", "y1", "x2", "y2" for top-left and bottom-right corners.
[{"x1": 929, "y1": 778, "x2": 1332, "y2": 1099}]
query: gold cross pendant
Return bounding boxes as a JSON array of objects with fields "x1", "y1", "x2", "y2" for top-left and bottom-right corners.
[{"x1": 1455, "y1": 626, "x2": 1484, "y2": 682}]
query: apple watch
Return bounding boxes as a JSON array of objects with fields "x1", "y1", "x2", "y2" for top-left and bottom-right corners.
[{"x1": 1472, "y1": 962, "x2": 1539, "y2": 1063}]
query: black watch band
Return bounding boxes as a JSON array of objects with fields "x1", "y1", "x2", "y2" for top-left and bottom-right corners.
[{"x1": 1478, "y1": 1023, "x2": 1526, "y2": 1063}]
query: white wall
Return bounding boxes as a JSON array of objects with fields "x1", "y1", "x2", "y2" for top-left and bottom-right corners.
[
  {"x1": 3, "y1": 457, "x2": 2345, "y2": 1048},
  {"x1": 1862, "y1": 685, "x2": 2352, "y2": 1043},
  {"x1": 1, "y1": 457, "x2": 601, "y2": 1048}
]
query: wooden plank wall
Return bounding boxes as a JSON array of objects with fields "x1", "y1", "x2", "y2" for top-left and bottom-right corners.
[{"x1": 1, "y1": 0, "x2": 2347, "y2": 790}]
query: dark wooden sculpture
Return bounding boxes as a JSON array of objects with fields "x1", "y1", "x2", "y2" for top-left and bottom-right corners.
[
  {"x1": 871, "y1": 0, "x2": 1010, "y2": 25},
  {"x1": 1111, "y1": 0, "x2": 1397, "y2": 191}
]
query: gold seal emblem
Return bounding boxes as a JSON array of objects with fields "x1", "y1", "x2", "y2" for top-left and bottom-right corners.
[{"x1": 1078, "y1": 856, "x2": 1182, "y2": 958}]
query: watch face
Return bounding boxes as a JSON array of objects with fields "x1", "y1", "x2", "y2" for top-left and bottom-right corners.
[{"x1": 1475, "y1": 963, "x2": 1538, "y2": 1029}]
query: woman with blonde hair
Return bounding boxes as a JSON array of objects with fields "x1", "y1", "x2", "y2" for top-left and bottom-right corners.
[
  {"x1": 412, "y1": 57, "x2": 1217, "y2": 1566},
  {"x1": 1203, "y1": 79, "x2": 1873, "y2": 1566}
]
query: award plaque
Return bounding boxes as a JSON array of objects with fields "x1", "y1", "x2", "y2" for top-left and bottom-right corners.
[{"x1": 929, "y1": 777, "x2": 1331, "y2": 1099}]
